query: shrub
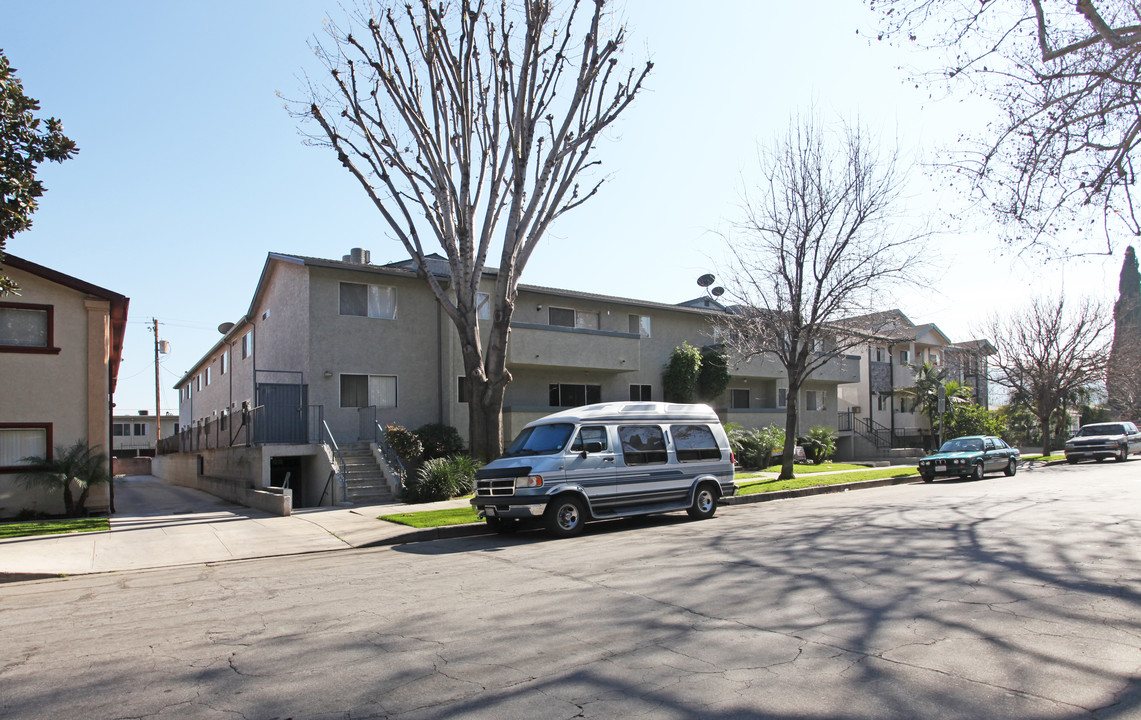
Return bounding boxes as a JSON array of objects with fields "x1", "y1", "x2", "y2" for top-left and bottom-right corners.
[
  {"x1": 384, "y1": 425, "x2": 423, "y2": 464},
  {"x1": 415, "y1": 423, "x2": 466, "y2": 460},
  {"x1": 662, "y1": 342, "x2": 701, "y2": 402},
  {"x1": 727, "y1": 423, "x2": 784, "y2": 469},
  {"x1": 696, "y1": 346, "x2": 730, "y2": 402},
  {"x1": 799, "y1": 425, "x2": 837, "y2": 464},
  {"x1": 403, "y1": 454, "x2": 482, "y2": 503}
]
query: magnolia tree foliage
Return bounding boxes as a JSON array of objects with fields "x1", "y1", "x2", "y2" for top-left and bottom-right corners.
[
  {"x1": 303, "y1": 0, "x2": 650, "y2": 459},
  {"x1": 870, "y1": 0, "x2": 1141, "y2": 253},
  {"x1": 1, "y1": 50, "x2": 78, "y2": 294},
  {"x1": 715, "y1": 113, "x2": 927, "y2": 480}
]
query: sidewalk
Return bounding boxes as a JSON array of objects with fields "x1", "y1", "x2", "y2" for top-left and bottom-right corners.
[
  {"x1": 2, "y1": 465, "x2": 938, "y2": 581},
  {"x1": 0, "y1": 475, "x2": 479, "y2": 581}
]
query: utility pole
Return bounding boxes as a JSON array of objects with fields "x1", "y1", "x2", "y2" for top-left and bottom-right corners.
[{"x1": 152, "y1": 319, "x2": 169, "y2": 441}]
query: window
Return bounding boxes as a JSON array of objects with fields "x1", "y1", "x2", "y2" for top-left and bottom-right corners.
[
  {"x1": 812, "y1": 338, "x2": 826, "y2": 353},
  {"x1": 195, "y1": 375, "x2": 201, "y2": 392},
  {"x1": 340, "y1": 282, "x2": 396, "y2": 319},
  {"x1": 113, "y1": 423, "x2": 128, "y2": 437},
  {"x1": 806, "y1": 390, "x2": 826, "y2": 412},
  {"x1": 570, "y1": 425, "x2": 608, "y2": 452},
  {"x1": 133, "y1": 423, "x2": 147, "y2": 436},
  {"x1": 205, "y1": 367, "x2": 211, "y2": 386},
  {"x1": 549, "y1": 383, "x2": 601, "y2": 407},
  {"x1": 220, "y1": 410, "x2": 228, "y2": 432},
  {"x1": 0, "y1": 425, "x2": 50, "y2": 470},
  {"x1": 900, "y1": 396, "x2": 916, "y2": 413},
  {"x1": 629, "y1": 384, "x2": 652, "y2": 401},
  {"x1": 777, "y1": 388, "x2": 787, "y2": 408},
  {"x1": 458, "y1": 376, "x2": 469, "y2": 403},
  {"x1": 930, "y1": 350, "x2": 941, "y2": 365},
  {"x1": 619, "y1": 425, "x2": 668, "y2": 465},
  {"x1": 549, "y1": 307, "x2": 599, "y2": 330},
  {"x1": 874, "y1": 347, "x2": 885, "y2": 362},
  {"x1": 730, "y1": 389, "x2": 750, "y2": 409},
  {"x1": 877, "y1": 394, "x2": 888, "y2": 411},
  {"x1": 0, "y1": 302, "x2": 54, "y2": 352},
  {"x1": 340, "y1": 374, "x2": 397, "y2": 408},
  {"x1": 220, "y1": 351, "x2": 228, "y2": 375},
  {"x1": 899, "y1": 349, "x2": 911, "y2": 365},
  {"x1": 242, "y1": 331, "x2": 253, "y2": 359},
  {"x1": 628, "y1": 314, "x2": 651, "y2": 337},
  {"x1": 673, "y1": 424, "x2": 722, "y2": 462},
  {"x1": 476, "y1": 292, "x2": 491, "y2": 320}
]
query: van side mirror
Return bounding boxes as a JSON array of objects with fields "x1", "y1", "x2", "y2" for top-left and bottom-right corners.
[{"x1": 580, "y1": 441, "x2": 604, "y2": 458}]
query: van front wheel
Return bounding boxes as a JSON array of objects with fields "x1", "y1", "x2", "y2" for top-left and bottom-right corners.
[
  {"x1": 687, "y1": 484, "x2": 718, "y2": 520},
  {"x1": 544, "y1": 496, "x2": 587, "y2": 538}
]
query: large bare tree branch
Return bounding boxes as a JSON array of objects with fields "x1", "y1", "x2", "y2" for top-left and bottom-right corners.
[{"x1": 298, "y1": 0, "x2": 650, "y2": 458}]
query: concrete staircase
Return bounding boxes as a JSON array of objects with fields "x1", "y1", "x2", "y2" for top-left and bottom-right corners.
[{"x1": 338, "y1": 443, "x2": 396, "y2": 505}]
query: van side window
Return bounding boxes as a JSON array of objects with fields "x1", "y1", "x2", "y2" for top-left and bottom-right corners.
[
  {"x1": 570, "y1": 425, "x2": 608, "y2": 452},
  {"x1": 673, "y1": 424, "x2": 722, "y2": 462},
  {"x1": 619, "y1": 425, "x2": 668, "y2": 465}
]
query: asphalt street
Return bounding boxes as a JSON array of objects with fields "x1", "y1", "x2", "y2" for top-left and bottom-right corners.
[{"x1": 2, "y1": 460, "x2": 1140, "y2": 719}]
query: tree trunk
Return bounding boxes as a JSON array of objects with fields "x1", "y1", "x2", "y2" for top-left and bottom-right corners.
[
  {"x1": 1038, "y1": 410, "x2": 1054, "y2": 455},
  {"x1": 780, "y1": 391, "x2": 800, "y2": 480},
  {"x1": 62, "y1": 481, "x2": 75, "y2": 517},
  {"x1": 468, "y1": 379, "x2": 507, "y2": 462}
]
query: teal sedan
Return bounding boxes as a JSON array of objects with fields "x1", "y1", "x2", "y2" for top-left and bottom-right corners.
[{"x1": 917, "y1": 435, "x2": 1020, "y2": 482}]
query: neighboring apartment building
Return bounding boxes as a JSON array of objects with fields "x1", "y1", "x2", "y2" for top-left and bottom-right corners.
[
  {"x1": 111, "y1": 411, "x2": 179, "y2": 458},
  {"x1": 171, "y1": 250, "x2": 864, "y2": 505},
  {"x1": 838, "y1": 309, "x2": 994, "y2": 453},
  {"x1": 0, "y1": 255, "x2": 129, "y2": 517}
]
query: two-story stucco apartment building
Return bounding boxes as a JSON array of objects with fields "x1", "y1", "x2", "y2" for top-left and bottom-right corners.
[
  {"x1": 0, "y1": 255, "x2": 128, "y2": 518},
  {"x1": 839, "y1": 309, "x2": 994, "y2": 455},
  {"x1": 166, "y1": 250, "x2": 863, "y2": 508}
]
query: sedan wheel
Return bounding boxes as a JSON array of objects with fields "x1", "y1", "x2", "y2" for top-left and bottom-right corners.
[
  {"x1": 1003, "y1": 457, "x2": 1017, "y2": 477},
  {"x1": 972, "y1": 461, "x2": 985, "y2": 481}
]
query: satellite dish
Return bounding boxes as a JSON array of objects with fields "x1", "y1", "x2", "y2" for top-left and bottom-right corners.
[
  {"x1": 696, "y1": 273, "x2": 715, "y2": 288},
  {"x1": 711, "y1": 287, "x2": 725, "y2": 298},
  {"x1": 218, "y1": 322, "x2": 235, "y2": 335}
]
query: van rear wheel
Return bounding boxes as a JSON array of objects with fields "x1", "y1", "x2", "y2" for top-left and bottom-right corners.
[
  {"x1": 687, "y1": 484, "x2": 718, "y2": 520},
  {"x1": 544, "y1": 496, "x2": 586, "y2": 538}
]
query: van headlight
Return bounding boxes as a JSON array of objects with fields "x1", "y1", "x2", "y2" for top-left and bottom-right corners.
[{"x1": 515, "y1": 475, "x2": 543, "y2": 488}]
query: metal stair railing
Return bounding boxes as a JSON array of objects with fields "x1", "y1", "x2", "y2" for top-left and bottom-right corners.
[
  {"x1": 319, "y1": 420, "x2": 348, "y2": 507},
  {"x1": 854, "y1": 416, "x2": 893, "y2": 449},
  {"x1": 373, "y1": 421, "x2": 408, "y2": 496}
]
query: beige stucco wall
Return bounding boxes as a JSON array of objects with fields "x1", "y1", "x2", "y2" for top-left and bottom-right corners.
[
  {"x1": 0, "y1": 266, "x2": 114, "y2": 517},
  {"x1": 307, "y1": 265, "x2": 444, "y2": 442}
]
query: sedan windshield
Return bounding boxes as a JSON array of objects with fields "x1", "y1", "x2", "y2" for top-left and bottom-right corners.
[
  {"x1": 939, "y1": 438, "x2": 982, "y2": 453},
  {"x1": 502, "y1": 423, "x2": 574, "y2": 457},
  {"x1": 1077, "y1": 424, "x2": 1124, "y2": 436}
]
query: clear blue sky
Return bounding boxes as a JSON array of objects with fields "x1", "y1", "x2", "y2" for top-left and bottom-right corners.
[{"x1": 1, "y1": 1, "x2": 1120, "y2": 413}]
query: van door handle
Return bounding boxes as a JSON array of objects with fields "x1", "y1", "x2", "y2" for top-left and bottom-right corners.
[{"x1": 604, "y1": 457, "x2": 614, "y2": 462}]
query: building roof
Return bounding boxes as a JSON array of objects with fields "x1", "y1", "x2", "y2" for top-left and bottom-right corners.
[{"x1": 4, "y1": 254, "x2": 130, "y2": 392}]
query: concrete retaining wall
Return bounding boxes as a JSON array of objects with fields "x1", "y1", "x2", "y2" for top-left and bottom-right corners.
[
  {"x1": 152, "y1": 449, "x2": 292, "y2": 516},
  {"x1": 113, "y1": 457, "x2": 152, "y2": 476}
]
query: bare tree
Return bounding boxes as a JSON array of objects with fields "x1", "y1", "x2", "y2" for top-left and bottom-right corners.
[
  {"x1": 302, "y1": 0, "x2": 650, "y2": 459},
  {"x1": 869, "y1": 0, "x2": 1141, "y2": 253},
  {"x1": 985, "y1": 296, "x2": 1110, "y2": 454},
  {"x1": 716, "y1": 115, "x2": 926, "y2": 480}
]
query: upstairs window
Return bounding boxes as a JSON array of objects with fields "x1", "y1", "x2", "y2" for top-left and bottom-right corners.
[
  {"x1": 133, "y1": 423, "x2": 147, "y2": 436},
  {"x1": 549, "y1": 306, "x2": 599, "y2": 330},
  {"x1": 899, "y1": 350, "x2": 911, "y2": 365},
  {"x1": 629, "y1": 384, "x2": 652, "y2": 402},
  {"x1": 340, "y1": 282, "x2": 397, "y2": 319},
  {"x1": 340, "y1": 374, "x2": 397, "y2": 408},
  {"x1": 113, "y1": 423, "x2": 129, "y2": 437},
  {"x1": 220, "y1": 351, "x2": 228, "y2": 375},
  {"x1": 0, "y1": 303, "x2": 52, "y2": 351},
  {"x1": 242, "y1": 331, "x2": 253, "y2": 359},
  {"x1": 628, "y1": 314, "x2": 651, "y2": 337},
  {"x1": 806, "y1": 390, "x2": 826, "y2": 412},
  {"x1": 476, "y1": 292, "x2": 491, "y2": 320},
  {"x1": 777, "y1": 388, "x2": 787, "y2": 408}
]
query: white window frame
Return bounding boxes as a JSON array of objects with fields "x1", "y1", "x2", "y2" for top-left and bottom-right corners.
[
  {"x1": 339, "y1": 282, "x2": 397, "y2": 320},
  {"x1": 0, "y1": 425, "x2": 49, "y2": 469},
  {"x1": 339, "y1": 373, "x2": 398, "y2": 408}
]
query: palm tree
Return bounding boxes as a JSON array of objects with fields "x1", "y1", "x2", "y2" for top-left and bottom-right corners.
[
  {"x1": 19, "y1": 440, "x2": 111, "y2": 517},
  {"x1": 904, "y1": 362, "x2": 973, "y2": 440}
]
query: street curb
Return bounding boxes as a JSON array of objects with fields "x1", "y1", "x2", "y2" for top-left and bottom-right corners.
[
  {"x1": 722, "y1": 474, "x2": 921, "y2": 505},
  {"x1": 362, "y1": 474, "x2": 926, "y2": 545}
]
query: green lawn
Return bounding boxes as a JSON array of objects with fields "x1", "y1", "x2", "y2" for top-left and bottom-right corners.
[
  {"x1": 0, "y1": 517, "x2": 109, "y2": 539},
  {"x1": 379, "y1": 507, "x2": 481, "y2": 528},
  {"x1": 735, "y1": 466, "x2": 919, "y2": 495},
  {"x1": 736, "y1": 462, "x2": 871, "y2": 479},
  {"x1": 1021, "y1": 453, "x2": 1065, "y2": 462}
]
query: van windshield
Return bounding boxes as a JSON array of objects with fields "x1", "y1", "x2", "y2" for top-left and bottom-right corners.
[{"x1": 502, "y1": 423, "x2": 574, "y2": 457}]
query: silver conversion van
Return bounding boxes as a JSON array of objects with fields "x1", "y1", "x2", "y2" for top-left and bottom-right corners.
[{"x1": 471, "y1": 402, "x2": 736, "y2": 537}]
